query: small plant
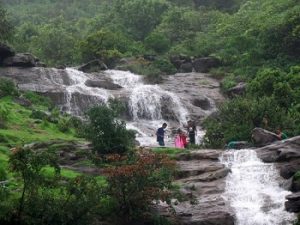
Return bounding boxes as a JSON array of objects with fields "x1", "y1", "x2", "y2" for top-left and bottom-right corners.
[
  {"x1": 0, "y1": 78, "x2": 19, "y2": 98},
  {"x1": 0, "y1": 104, "x2": 9, "y2": 129}
]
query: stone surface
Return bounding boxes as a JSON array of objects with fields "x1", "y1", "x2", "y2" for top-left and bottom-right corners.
[
  {"x1": 77, "y1": 59, "x2": 108, "y2": 73},
  {"x1": 192, "y1": 57, "x2": 221, "y2": 73},
  {"x1": 2, "y1": 53, "x2": 39, "y2": 67},
  {"x1": 227, "y1": 82, "x2": 246, "y2": 97},
  {"x1": 285, "y1": 192, "x2": 300, "y2": 212},
  {"x1": 0, "y1": 42, "x2": 15, "y2": 63},
  {"x1": 158, "y1": 149, "x2": 234, "y2": 225},
  {"x1": 85, "y1": 79, "x2": 122, "y2": 90},
  {"x1": 252, "y1": 127, "x2": 280, "y2": 147}
]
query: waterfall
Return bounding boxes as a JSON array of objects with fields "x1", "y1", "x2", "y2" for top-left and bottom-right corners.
[
  {"x1": 106, "y1": 69, "x2": 188, "y2": 122},
  {"x1": 105, "y1": 69, "x2": 190, "y2": 146},
  {"x1": 220, "y1": 149, "x2": 295, "y2": 225},
  {"x1": 64, "y1": 68, "x2": 111, "y2": 115}
]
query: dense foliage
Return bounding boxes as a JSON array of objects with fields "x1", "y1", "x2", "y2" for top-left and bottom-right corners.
[{"x1": 84, "y1": 102, "x2": 135, "y2": 154}]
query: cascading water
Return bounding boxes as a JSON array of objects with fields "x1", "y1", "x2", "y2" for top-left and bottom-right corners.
[
  {"x1": 220, "y1": 149, "x2": 295, "y2": 225},
  {"x1": 64, "y1": 68, "x2": 111, "y2": 115},
  {"x1": 106, "y1": 69, "x2": 190, "y2": 146}
]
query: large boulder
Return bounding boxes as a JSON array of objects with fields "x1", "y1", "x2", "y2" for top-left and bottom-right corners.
[
  {"x1": 256, "y1": 136, "x2": 300, "y2": 181},
  {"x1": 251, "y1": 127, "x2": 279, "y2": 147},
  {"x1": 85, "y1": 79, "x2": 122, "y2": 90},
  {"x1": 191, "y1": 97, "x2": 211, "y2": 110},
  {"x1": 2, "y1": 53, "x2": 39, "y2": 67},
  {"x1": 193, "y1": 57, "x2": 221, "y2": 73},
  {"x1": 227, "y1": 82, "x2": 246, "y2": 97},
  {"x1": 285, "y1": 192, "x2": 300, "y2": 212},
  {"x1": 78, "y1": 59, "x2": 108, "y2": 73},
  {"x1": 179, "y1": 62, "x2": 193, "y2": 73},
  {"x1": 0, "y1": 42, "x2": 15, "y2": 63}
]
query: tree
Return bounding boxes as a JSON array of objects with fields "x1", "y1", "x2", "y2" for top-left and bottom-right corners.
[
  {"x1": 113, "y1": 0, "x2": 170, "y2": 40},
  {"x1": 0, "y1": 4, "x2": 13, "y2": 41},
  {"x1": 84, "y1": 103, "x2": 135, "y2": 154}
]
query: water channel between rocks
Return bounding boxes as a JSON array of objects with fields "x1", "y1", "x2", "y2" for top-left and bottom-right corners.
[{"x1": 220, "y1": 149, "x2": 296, "y2": 225}]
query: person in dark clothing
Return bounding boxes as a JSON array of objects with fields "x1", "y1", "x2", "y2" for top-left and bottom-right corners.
[
  {"x1": 156, "y1": 123, "x2": 167, "y2": 146},
  {"x1": 187, "y1": 120, "x2": 197, "y2": 145}
]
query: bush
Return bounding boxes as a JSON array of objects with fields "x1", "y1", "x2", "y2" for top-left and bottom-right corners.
[
  {"x1": 2, "y1": 146, "x2": 107, "y2": 225},
  {"x1": 0, "y1": 78, "x2": 19, "y2": 98},
  {"x1": 203, "y1": 96, "x2": 292, "y2": 148},
  {"x1": 84, "y1": 104, "x2": 135, "y2": 154},
  {"x1": 23, "y1": 91, "x2": 52, "y2": 108},
  {"x1": 104, "y1": 150, "x2": 175, "y2": 223},
  {"x1": 153, "y1": 58, "x2": 177, "y2": 75}
]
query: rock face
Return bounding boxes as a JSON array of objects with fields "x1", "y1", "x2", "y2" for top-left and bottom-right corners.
[
  {"x1": 2, "y1": 53, "x2": 39, "y2": 67},
  {"x1": 227, "y1": 82, "x2": 246, "y2": 97},
  {"x1": 84, "y1": 79, "x2": 122, "y2": 90},
  {"x1": 192, "y1": 57, "x2": 221, "y2": 73},
  {"x1": 77, "y1": 59, "x2": 108, "y2": 73},
  {"x1": 0, "y1": 42, "x2": 15, "y2": 63},
  {"x1": 252, "y1": 127, "x2": 279, "y2": 147},
  {"x1": 160, "y1": 72, "x2": 224, "y2": 124},
  {"x1": 157, "y1": 150, "x2": 234, "y2": 225},
  {"x1": 256, "y1": 135, "x2": 300, "y2": 212}
]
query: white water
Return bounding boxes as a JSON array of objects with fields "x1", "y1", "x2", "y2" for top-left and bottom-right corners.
[
  {"x1": 220, "y1": 149, "x2": 295, "y2": 225},
  {"x1": 106, "y1": 69, "x2": 191, "y2": 146},
  {"x1": 59, "y1": 68, "x2": 208, "y2": 146},
  {"x1": 64, "y1": 68, "x2": 111, "y2": 114}
]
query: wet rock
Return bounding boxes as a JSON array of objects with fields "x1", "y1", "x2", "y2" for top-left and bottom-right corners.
[
  {"x1": 192, "y1": 57, "x2": 221, "y2": 73},
  {"x1": 175, "y1": 150, "x2": 223, "y2": 161},
  {"x1": 2, "y1": 53, "x2": 39, "y2": 67},
  {"x1": 0, "y1": 42, "x2": 15, "y2": 63},
  {"x1": 176, "y1": 160, "x2": 224, "y2": 179},
  {"x1": 227, "y1": 82, "x2": 246, "y2": 97},
  {"x1": 156, "y1": 149, "x2": 233, "y2": 225},
  {"x1": 256, "y1": 136, "x2": 300, "y2": 163},
  {"x1": 252, "y1": 127, "x2": 279, "y2": 147},
  {"x1": 179, "y1": 62, "x2": 193, "y2": 73},
  {"x1": 192, "y1": 97, "x2": 211, "y2": 110},
  {"x1": 78, "y1": 59, "x2": 108, "y2": 73},
  {"x1": 285, "y1": 192, "x2": 300, "y2": 212},
  {"x1": 292, "y1": 177, "x2": 300, "y2": 192},
  {"x1": 279, "y1": 160, "x2": 300, "y2": 179},
  {"x1": 85, "y1": 79, "x2": 122, "y2": 90}
]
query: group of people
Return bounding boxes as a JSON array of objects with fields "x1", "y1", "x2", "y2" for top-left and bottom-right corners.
[{"x1": 156, "y1": 120, "x2": 197, "y2": 148}]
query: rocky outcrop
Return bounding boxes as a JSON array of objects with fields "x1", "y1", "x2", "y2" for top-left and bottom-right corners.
[
  {"x1": 85, "y1": 79, "x2": 122, "y2": 90},
  {"x1": 158, "y1": 149, "x2": 234, "y2": 225},
  {"x1": 252, "y1": 127, "x2": 279, "y2": 147},
  {"x1": 191, "y1": 97, "x2": 211, "y2": 110},
  {"x1": 78, "y1": 59, "x2": 108, "y2": 73},
  {"x1": 2, "y1": 53, "x2": 40, "y2": 67},
  {"x1": 256, "y1": 136, "x2": 300, "y2": 213},
  {"x1": 170, "y1": 55, "x2": 221, "y2": 73},
  {"x1": 0, "y1": 42, "x2": 15, "y2": 63},
  {"x1": 227, "y1": 82, "x2": 246, "y2": 97},
  {"x1": 193, "y1": 57, "x2": 221, "y2": 73},
  {"x1": 285, "y1": 192, "x2": 300, "y2": 212}
]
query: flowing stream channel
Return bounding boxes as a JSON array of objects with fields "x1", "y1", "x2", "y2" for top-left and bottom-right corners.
[{"x1": 220, "y1": 149, "x2": 296, "y2": 225}]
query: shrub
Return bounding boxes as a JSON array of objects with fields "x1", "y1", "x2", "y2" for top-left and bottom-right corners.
[
  {"x1": 3, "y1": 146, "x2": 106, "y2": 225},
  {"x1": 84, "y1": 104, "x2": 135, "y2": 154},
  {"x1": 23, "y1": 91, "x2": 52, "y2": 108},
  {"x1": 153, "y1": 58, "x2": 177, "y2": 75},
  {"x1": 0, "y1": 78, "x2": 19, "y2": 98},
  {"x1": 203, "y1": 96, "x2": 291, "y2": 148},
  {"x1": 104, "y1": 150, "x2": 175, "y2": 223}
]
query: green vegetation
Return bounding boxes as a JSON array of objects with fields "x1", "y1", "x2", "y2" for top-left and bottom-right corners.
[{"x1": 84, "y1": 101, "x2": 135, "y2": 155}]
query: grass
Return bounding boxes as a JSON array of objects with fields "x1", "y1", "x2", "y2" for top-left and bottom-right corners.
[{"x1": 0, "y1": 96, "x2": 80, "y2": 147}]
